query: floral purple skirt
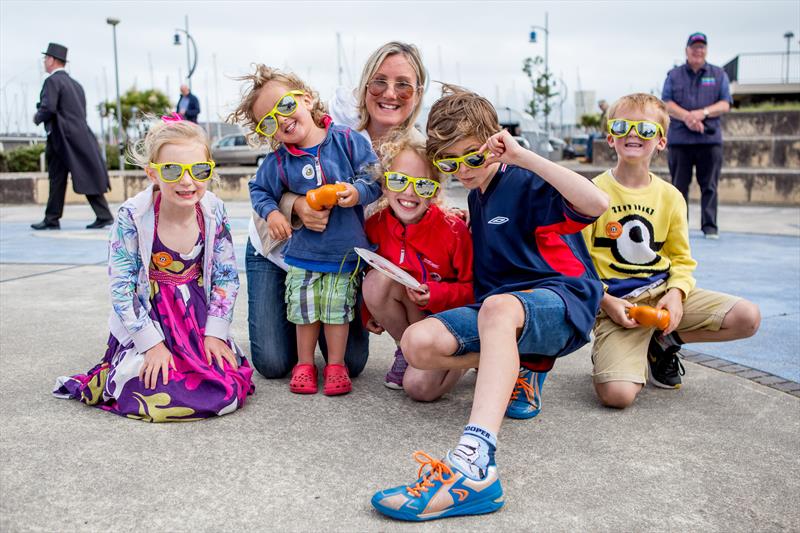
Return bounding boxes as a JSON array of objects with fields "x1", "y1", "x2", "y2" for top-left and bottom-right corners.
[{"x1": 54, "y1": 230, "x2": 254, "y2": 422}]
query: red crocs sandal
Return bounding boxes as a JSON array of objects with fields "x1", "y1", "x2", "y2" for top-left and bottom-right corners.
[
  {"x1": 289, "y1": 363, "x2": 318, "y2": 394},
  {"x1": 323, "y1": 364, "x2": 352, "y2": 396}
]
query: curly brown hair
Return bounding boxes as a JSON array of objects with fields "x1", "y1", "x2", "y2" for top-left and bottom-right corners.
[
  {"x1": 369, "y1": 129, "x2": 445, "y2": 215},
  {"x1": 227, "y1": 64, "x2": 327, "y2": 150},
  {"x1": 425, "y1": 84, "x2": 501, "y2": 161}
]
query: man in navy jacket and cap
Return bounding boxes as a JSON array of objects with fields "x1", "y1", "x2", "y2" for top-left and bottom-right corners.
[
  {"x1": 662, "y1": 32, "x2": 732, "y2": 239},
  {"x1": 32, "y1": 42, "x2": 113, "y2": 230}
]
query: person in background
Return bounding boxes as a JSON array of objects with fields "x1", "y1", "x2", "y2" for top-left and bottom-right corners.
[
  {"x1": 662, "y1": 32, "x2": 732, "y2": 239},
  {"x1": 586, "y1": 99, "x2": 609, "y2": 164},
  {"x1": 32, "y1": 42, "x2": 113, "y2": 230},
  {"x1": 176, "y1": 84, "x2": 200, "y2": 123}
]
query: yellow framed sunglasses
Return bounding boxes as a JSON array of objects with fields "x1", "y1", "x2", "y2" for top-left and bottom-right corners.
[
  {"x1": 384, "y1": 172, "x2": 440, "y2": 198},
  {"x1": 433, "y1": 150, "x2": 490, "y2": 174},
  {"x1": 255, "y1": 90, "x2": 305, "y2": 137},
  {"x1": 607, "y1": 119, "x2": 665, "y2": 140},
  {"x1": 148, "y1": 161, "x2": 215, "y2": 183}
]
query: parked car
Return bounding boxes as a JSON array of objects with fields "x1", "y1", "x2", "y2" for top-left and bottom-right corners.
[
  {"x1": 513, "y1": 136, "x2": 532, "y2": 151},
  {"x1": 496, "y1": 107, "x2": 549, "y2": 157},
  {"x1": 563, "y1": 134, "x2": 589, "y2": 159},
  {"x1": 211, "y1": 134, "x2": 270, "y2": 166},
  {"x1": 547, "y1": 136, "x2": 566, "y2": 161}
]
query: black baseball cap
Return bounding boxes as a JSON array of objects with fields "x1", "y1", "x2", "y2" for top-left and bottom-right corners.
[{"x1": 687, "y1": 32, "x2": 707, "y2": 46}]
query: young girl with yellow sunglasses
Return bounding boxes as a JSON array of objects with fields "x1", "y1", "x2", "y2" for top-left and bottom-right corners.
[
  {"x1": 53, "y1": 116, "x2": 254, "y2": 421},
  {"x1": 362, "y1": 132, "x2": 474, "y2": 395}
]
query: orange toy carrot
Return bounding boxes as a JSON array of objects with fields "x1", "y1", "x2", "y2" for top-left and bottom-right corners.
[
  {"x1": 306, "y1": 183, "x2": 347, "y2": 211},
  {"x1": 627, "y1": 305, "x2": 670, "y2": 330}
]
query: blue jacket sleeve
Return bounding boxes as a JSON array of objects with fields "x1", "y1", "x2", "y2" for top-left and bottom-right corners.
[
  {"x1": 249, "y1": 154, "x2": 285, "y2": 220},
  {"x1": 347, "y1": 131, "x2": 382, "y2": 206}
]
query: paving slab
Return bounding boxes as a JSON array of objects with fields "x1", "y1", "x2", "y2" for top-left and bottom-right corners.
[{"x1": 1, "y1": 264, "x2": 798, "y2": 532}]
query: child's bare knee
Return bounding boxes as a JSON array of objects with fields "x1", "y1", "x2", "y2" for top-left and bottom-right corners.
[
  {"x1": 477, "y1": 294, "x2": 524, "y2": 329},
  {"x1": 403, "y1": 373, "x2": 443, "y2": 402},
  {"x1": 401, "y1": 319, "x2": 455, "y2": 369},
  {"x1": 362, "y1": 270, "x2": 391, "y2": 304},
  {"x1": 731, "y1": 300, "x2": 761, "y2": 338},
  {"x1": 595, "y1": 381, "x2": 639, "y2": 409},
  {"x1": 400, "y1": 321, "x2": 435, "y2": 368}
]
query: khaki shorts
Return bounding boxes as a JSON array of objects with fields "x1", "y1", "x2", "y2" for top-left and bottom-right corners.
[{"x1": 591, "y1": 285, "x2": 740, "y2": 384}]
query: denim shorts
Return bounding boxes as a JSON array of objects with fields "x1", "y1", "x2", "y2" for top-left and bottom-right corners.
[{"x1": 432, "y1": 289, "x2": 574, "y2": 359}]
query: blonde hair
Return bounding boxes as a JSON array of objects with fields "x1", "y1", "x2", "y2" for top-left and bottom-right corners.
[
  {"x1": 227, "y1": 65, "x2": 327, "y2": 150},
  {"x1": 356, "y1": 41, "x2": 427, "y2": 133},
  {"x1": 128, "y1": 117, "x2": 211, "y2": 168},
  {"x1": 426, "y1": 84, "x2": 501, "y2": 160},
  {"x1": 370, "y1": 130, "x2": 445, "y2": 215},
  {"x1": 607, "y1": 93, "x2": 670, "y2": 133}
]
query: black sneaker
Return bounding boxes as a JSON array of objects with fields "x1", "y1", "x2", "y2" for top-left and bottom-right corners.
[{"x1": 648, "y1": 333, "x2": 685, "y2": 389}]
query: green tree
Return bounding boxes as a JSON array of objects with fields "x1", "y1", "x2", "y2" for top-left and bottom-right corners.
[
  {"x1": 580, "y1": 113, "x2": 601, "y2": 128},
  {"x1": 522, "y1": 56, "x2": 558, "y2": 123},
  {"x1": 102, "y1": 88, "x2": 172, "y2": 134}
]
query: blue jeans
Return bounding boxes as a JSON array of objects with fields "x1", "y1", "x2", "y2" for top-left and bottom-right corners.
[
  {"x1": 245, "y1": 240, "x2": 370, "y2": 378},
  {"x1": 432, "y1": 289, "x2": 574, "y2": 362}
]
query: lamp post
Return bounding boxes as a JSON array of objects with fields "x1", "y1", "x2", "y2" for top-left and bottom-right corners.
[
  {"x1": 173, "y1": 15, "x2": 198, "y2": 90},
  {"x1": 529, "y1": 12, "x2": 550, "y2": 134},
  {"x1": 784, "y1": 31, "x2": 795, "y2": 83},
  {"x1": 106, "y1": 17, "x2": 124, "y2": 171}
]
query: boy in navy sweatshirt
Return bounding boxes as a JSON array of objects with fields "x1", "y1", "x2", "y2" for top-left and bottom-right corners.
[{"x1": 370, "y1": 85, "x2": 609, "y2": 521}]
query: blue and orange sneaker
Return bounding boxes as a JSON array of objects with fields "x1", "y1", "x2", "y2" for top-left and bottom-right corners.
[
  {"x1": 505, "y1": 367, "x2": 547, "y2": 419},
  {"x1": 371, "y1": 451, "x2": 504, "y2": 521}
]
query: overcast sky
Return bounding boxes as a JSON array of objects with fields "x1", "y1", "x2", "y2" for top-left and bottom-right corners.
[{"x1": 1, "y1": 0, "x2": 798, "y2": 135}]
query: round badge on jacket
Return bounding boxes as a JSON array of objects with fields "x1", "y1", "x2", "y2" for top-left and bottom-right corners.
[{"x1": 302, "y1": 164, "x2": 315, "y2": 180}]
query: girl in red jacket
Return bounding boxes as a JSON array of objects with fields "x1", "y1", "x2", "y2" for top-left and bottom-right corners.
[{"x1": 364, "y1": 134, "x2": 473, "y2": 399}]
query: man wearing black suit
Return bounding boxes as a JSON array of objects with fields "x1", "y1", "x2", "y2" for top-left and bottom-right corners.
[
  {"x1": 176, "y1": 84, "x2": 200, "y2": 123},
  {"x1": 32, "y1": 43, "x2": 113, "y2": 230}
]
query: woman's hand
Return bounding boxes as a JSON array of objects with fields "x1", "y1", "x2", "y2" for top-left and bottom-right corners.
[
  {"x1": 139, "y1": 342, "x2": 176, "y2": 390},
  {"x1": 267, "y1": 211, "x2": 292, "y2": 241},
  {"x1": 204, "y1": 336, "x2": 239, "y2": 370},
  {"x1": 406, "y1": 284, "x2": 430, "y2": 307},
  {"x1": 337, "y1": 183, "x2": 360, "y2": 208},
  {"x1": 294, "y1": 195, "x2": 330, "y2": 232},
  {"x1": 600, "y1": 294, "x2": 637, "y2": 328},
  {"x1": 656, "y1": 288, "x2": 684, "y2": 335}
]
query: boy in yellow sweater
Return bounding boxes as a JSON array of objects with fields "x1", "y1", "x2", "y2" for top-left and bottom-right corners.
[{"x1": 582, "y1": 93, "x2": 760, "y2": 408}]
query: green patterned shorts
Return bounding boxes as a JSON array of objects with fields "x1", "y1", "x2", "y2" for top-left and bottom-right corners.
[{"x1": 285, "y1": 266, "x2": 358, "y2": 325}]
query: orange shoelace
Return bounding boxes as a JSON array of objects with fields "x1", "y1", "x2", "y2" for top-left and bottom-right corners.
[
  {"x1": 510, "y1": 373, "x2": 539, "y2": 407},
  {"x1": 405, "y1": 451, "x2": 453, "y2": 497}
]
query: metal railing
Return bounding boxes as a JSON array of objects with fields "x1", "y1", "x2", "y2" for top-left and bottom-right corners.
[{"x1": 724, "y1": 51, "x2": 800, "y2": 84}]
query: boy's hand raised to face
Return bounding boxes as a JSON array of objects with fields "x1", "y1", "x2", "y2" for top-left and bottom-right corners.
[
  {"x1": 481, "y1": 130, "x2": 527, "y2": 167},
  {"x1": 336, "y1": 183, "x2": 359, "y2": 208}
]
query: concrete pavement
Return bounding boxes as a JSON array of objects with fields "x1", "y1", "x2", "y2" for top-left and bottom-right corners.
[{"x1": 1, "y1": 194, "x2": 799, "y2": 531}]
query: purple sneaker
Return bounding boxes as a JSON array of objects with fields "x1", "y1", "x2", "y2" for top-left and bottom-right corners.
[{"x1": 384, "y1": 347, "x2": 408, "y2": 390}]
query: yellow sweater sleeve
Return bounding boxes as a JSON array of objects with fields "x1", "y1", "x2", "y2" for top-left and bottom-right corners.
[{"x1": 662, "y1": 188, "x2": 697, "y2": 298}]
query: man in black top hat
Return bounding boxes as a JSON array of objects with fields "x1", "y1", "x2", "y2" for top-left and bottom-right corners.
[{"x1": 32, "y1": 42, "x2": 113, "y2": 230}]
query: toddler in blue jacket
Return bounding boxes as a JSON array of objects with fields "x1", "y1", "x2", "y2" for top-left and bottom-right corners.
[{"x1": 234, "y1": 66, "x2": 380, "y2": 396}]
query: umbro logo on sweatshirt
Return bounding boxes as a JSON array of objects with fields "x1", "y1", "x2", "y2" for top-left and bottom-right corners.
[{"x1": 488, "y1": 216, "x2": 509, "y2": 225}]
